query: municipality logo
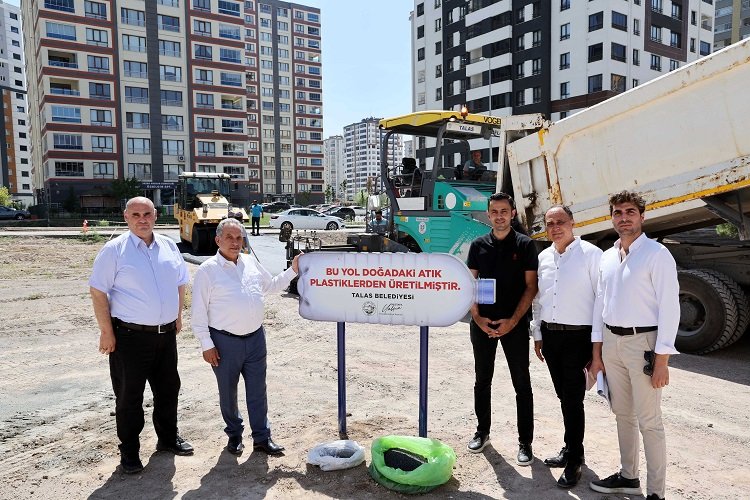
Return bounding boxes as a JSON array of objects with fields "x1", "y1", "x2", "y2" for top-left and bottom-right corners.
[{"x1": 362, "y1": 301, "x2": 376, "y2": 315}]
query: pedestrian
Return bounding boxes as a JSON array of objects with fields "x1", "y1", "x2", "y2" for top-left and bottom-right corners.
[
  {"x1": 371, "y1": 209, "x2": 387, "y2": 234},
  {"x1": 589, "y1": 190, "x2": 680, "y2": 500},
  {"x1": 191, "y1": 218, "x2": 300, "y2": 456},
  {"x1": 89, "y1": 196, "x2": 193, "y2": 475},
  {"x1": 531, "y1": 205, "x2": 602, "y2": 488},
  {"x1": 466, "y1": 192, "x2": 539, "y2": 465},
  {"x1": 250, "y1": 201, "x2": 263, "y2": 236}
]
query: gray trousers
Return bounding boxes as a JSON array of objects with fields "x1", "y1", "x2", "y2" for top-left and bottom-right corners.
[{"x1": 603, "y1": 328, "x2": 666, "y2": 498}]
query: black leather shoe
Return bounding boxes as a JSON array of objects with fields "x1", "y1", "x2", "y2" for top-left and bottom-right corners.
[
  {"x1": 120, "y1": 455, "x2": 144, "y2": 474},
  {"x1": 645, "y1": 495, "x2": 665, "y2": 500},
  {"x1": 227, "y1": 437, "x2": 244, "y2": 456},
  {"x1": 557, "y1": 463, "x2": 582, "y2": 488},
  {"x1": 253, "y1": 438, "x2": 284, "y2": 455},
  {"x1": 467, "y1": 433, "x2": 490, "y2": 453},
  {"x1": 544, "y1": 446, "x2": 568, "y2": 467},
  {"x1": 156, "y1": 435, "x2": 194, "y2": 456},
  {"x1": 517, "y1": 443, "x2": 533, "y2": 466}
]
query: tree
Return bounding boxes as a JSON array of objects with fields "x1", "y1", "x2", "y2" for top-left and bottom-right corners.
[
  {"x1": 62, "y1": 186, "x2": 79, "y2": 213},
  {"x1": 324, "y1": 184, "x2": 334, "y2": 203},
  {"x1": 355, "y1": 189, "x2": 367, "y2": 207},
  {"x1": 339, "y1": 179, "x2": 348, "y2": 201},
  {"x1": 297, "y1": 190, "x2": 311, "y2": 207},
  {"x1": 0, "y1": 186, "x2": 11, "y2": 207},
  {"x1": 110, "y1": 177, "x2": 142, "y2": 203}
]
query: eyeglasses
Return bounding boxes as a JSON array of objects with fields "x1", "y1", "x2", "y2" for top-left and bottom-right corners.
[{"x1": 643, "y1": 350, "x2": 655, "y2": 377}]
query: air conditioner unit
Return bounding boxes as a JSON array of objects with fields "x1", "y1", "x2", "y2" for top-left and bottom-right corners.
[{"x1": 177, "y1": 155, "x2": 185, "y2": 162}]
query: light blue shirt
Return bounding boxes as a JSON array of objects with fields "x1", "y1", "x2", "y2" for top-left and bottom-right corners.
[
  {"x1": 251, "y1": 204, "x2": 263, "y2": 217},
  {"x1": 89, "y1": 232, "x2": 189, "y2": 325}
]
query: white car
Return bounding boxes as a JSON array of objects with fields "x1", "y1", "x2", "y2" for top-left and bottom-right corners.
[
  {"x1": 269, "y1": 208, "x2": 346, "y2": 231},
  {"x1": 348, "y1": 205, "x2": 367, "y2": 217}
]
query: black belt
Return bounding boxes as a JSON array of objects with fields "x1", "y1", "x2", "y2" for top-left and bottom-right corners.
[
  {"x1": 211, "y1": 326, "x2": 262, "y2": 338},
  {"x1": 113, "y1": 318, "x2": 177, "y2": 334},
  {"x1": 541, "y1": 321, "x2": 591, "y2": 332},
  {"x1": 606, "y1": 324, "x2": 657, "y2": 336}
]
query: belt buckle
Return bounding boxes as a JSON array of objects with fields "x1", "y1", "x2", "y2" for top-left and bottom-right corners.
[{"x1": 158, "y1": 323, "x2": 165, "y2": 334}]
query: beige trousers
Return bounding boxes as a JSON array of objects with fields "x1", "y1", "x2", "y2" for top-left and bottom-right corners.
[{"x1": 603, "y1": 327, "x2": 666, "y2": 498}]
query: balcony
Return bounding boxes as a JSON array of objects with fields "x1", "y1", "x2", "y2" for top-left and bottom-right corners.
[
  {"x1": 160, "y1": 99, "x2": 183, "y2": 107},
  {"x1": 159, "y1": 23, "x2": 180, "y2": 32},
  {"x1": 128, "y1": 148, "x2": 151, "y2": 155},
  {"x1": 88, "y1": 66, "x2": 110, "y2": 74},
  {"x1": 124, "y1": 71, "x2": 148, "y2": 79},
  {"x1": 158, "y1": 0, "x2": 179, "y2": 5},
  {"x1": 196, "y1": 127, "x2": 213, "y2": 132},
  {"x1": 159, "y1": 49, "x2": 181, "y2": 57},
  {"x1": 127, "y1": 122, "x2": 150, "y2": 129},
  {"x1": 125, "y1": 96, "x2": 149, "y2": 104},
  {"x1": 121, "y1": 16, "x2": 145, "y2": 26},
  {"x1": 123, "y1": 44, "x2": 146, "y2": 52},
  {"x1": 89, "y1": 94, "x2": 112, "y2": 101},
  {"x1": 195, "y1": 103, "x2": 214, "y2": 109},
  {"x1": 160, "y1": 74, "x2": 182, "y2": 82},
  {"x1": 162, "y1": 123, "x2": 184, "y2": 131},
  {"x1": 50, "y1": 87, "x2": 80, "y2": 96},
  {"x1": 44, "y1": 0, "x2": 74, "y2": 13}
]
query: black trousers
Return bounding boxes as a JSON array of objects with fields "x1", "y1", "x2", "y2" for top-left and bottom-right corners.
[
  {"x1": 541, "y1": 325, "x2": 592, "y2": 464},
  {"x1": 251, "y1": 217, "x2": 261, "y2": 235},
  {"x1": 109, "y1": 325, "x2": 181, "y2": 457},
  {"x1": 470, "y1": 320, "x2": 534, "y2": 444}
]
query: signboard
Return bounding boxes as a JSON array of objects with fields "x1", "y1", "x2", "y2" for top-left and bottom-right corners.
[
  {"x1": 297, "y1": 252, "x2": 495, "y2": 327},
  {"x1": 445, "y1": 121, "x2": 482, "y2": 135},
  {"x1": 141, "y1": 182, "x2": 177, "y2": 190}
]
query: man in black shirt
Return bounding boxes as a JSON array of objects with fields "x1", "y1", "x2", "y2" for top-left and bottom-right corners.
[{"x1": 466, "y1": 192, "x2": 539, "y2": 466}]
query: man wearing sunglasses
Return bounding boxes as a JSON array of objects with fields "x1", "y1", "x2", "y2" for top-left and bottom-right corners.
[{"x1": 588, "y1": 191, "x2": 680, "y2": 500}]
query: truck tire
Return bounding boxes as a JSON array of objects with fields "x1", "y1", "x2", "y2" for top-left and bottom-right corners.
[
  {"x1": 677, "y1": 269, "x2": 739, "y2": 354},
  {"x1": 702, "y1": 269, "x2": 750, "y2": 349},
  {"x1": 191, "y1": 227, "x2": 206, "y2": 254}
]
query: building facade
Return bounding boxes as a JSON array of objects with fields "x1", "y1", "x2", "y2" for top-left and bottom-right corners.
[
  {"x1": 22, "y1": 0, "x2": 322, "y2": 210},
  {"x1": 714, "y1": 0, "x2": 750, "y2": 50},
  {"x1": 411, "y1": 0, "x2": 714, "y2": 167},
  {"x1": 0, "y1": 1, "x2": 31, "y2": 206},
  {"x1": 343, "y1": 117, "x2": 403, "y2": 202},
  {"x1": 323, "y1": 134, "x2": 344, "y2": 200}
]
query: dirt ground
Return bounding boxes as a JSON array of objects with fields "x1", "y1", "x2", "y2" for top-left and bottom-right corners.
[{"x1": 1, "y1": 235, "x2": 749, "y2": 500}]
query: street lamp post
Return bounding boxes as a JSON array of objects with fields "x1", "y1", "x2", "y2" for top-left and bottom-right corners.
[{"x1": 481, "y1": 56, "x2": 493, "y2": 171}]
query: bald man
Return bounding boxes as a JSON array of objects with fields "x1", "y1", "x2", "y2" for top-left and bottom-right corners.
[{"x1": 90, "y1": 197, "x2": 193, "y2": 474}]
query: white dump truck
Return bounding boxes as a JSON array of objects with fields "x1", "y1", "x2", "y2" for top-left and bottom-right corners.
[{"x1": 505, "y1": 38, "x2": 750, "y2": 354}]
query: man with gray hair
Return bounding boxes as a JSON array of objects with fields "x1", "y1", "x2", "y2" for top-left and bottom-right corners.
[
  {"x1": 90, "y1": 196, "x2": 193, "y2": 474},
  {"x1": 192, "y1": 218, "x2": 300, "y2": 456}
]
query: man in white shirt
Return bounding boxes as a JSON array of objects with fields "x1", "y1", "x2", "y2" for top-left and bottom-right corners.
[
  {"x1": 192, "y1": 218, "x2": 300, "y2": 456},
  {"x1": 531, "y1": 205, "x2": 602, "y2": 488},
  {"x1": 90, "y1": 196, "x2": 193, "y2": 474},
  {"x1": 589, "y1": 191, "x2": 680, "y2": 500}
]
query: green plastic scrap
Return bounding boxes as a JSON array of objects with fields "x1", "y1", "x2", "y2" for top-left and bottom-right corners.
[{"x1": 368, "y1": 435, "x2": 456, "y2": 494}]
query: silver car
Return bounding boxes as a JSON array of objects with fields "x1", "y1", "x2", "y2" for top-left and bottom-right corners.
[{"x1": 269, "y1": 208, "x2": 346, "y2": 231}]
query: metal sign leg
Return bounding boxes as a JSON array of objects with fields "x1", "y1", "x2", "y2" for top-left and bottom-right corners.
[
  {"x1": 419, "y1": 326, "x2": 429, "y2": 437},
  {"x1": 337, "y1": 322, "x2": 347, "y2": 439}
]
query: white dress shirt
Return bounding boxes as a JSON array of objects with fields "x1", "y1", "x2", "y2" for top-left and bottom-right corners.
[
  {"x1": 530, "y1": 238, "x2": 602, "y2": 341},
  {"x1": 89, "y1": 232, "x2": 189, "y2": 325},
  {"x1": 191, "y1": 251, "x2": 296, "y2": 351},
  {"x1": 592, "y1": 233, "x2": 680, "y2": 355}
]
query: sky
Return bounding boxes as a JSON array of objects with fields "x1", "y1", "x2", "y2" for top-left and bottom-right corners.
[{"x1": 9, "y1": 0, "x2": 414, "y2": 138}]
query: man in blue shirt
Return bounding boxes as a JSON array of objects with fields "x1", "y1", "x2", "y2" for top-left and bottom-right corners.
[
  {"x1": 250, "y1": 201, "x2": 263, "y2": 236},
  {"x1": 90, "y1": 197, "x2": 193, "y2": 474}
]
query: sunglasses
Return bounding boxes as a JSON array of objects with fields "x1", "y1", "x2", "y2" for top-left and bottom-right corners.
[{"x1": 643, "y1": 350, "x2": 655, "y2": 377}]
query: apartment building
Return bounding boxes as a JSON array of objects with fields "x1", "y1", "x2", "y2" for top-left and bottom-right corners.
[
  {"x1": 343, "y1": 117, "x2": 403, "y2": 202},
  {"x1": 0, "y1": 1, "x2": 31, "y2": 206},
  {"x1": 23, "y1": 0, "x2": 322, "y2": 209},
  {"x1": 714, "y1": 0, "x2": 750, "y2": 50},
  {"x1": 411, "y1": 0, "x2": 714, "y2": 168},
  {"x1": 323, "y1": 134, "x2": 344, "y2": 200}
]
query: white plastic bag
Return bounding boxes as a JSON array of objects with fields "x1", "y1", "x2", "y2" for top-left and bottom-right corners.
[{"x1": 307, "y1": 440, "x2": 366, "y2": 471}]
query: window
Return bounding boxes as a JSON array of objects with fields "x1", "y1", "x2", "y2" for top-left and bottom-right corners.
[
  {"x1": 532, "y1": 87, "x2": 541, "y2": 104},
  {"x1": 611, "y1": 43, "x2": 626, "y2": 62},
  {"x1": 92, "y1": 136, "x2": 113, "y2": 152},
  {"x1": 55, "y1": 161, "x2": 84, "y2": 177},
  {"x1": 87, "y1": 55, "x2": 110, "y2": 73},
  {"x1": 612, "y1": 11, "x2": 627, "y2": 31},
  {"x1": 51, "y1": 106, "x2": 81, "y2": 123},
  {"x1": 516, "y1": 7, "x2": 525, "y2": 23},
  {"x1": 220, "y1": 48, "x2": 242, "y2": 63},
  {"x1": 700, "y1": 41, "x2": 710, "y2": 56},
  {"x1": 126, "y1": 112, "x2": 150, "y2": 128},
  {"x1": 532, "y1": 58, "x2": 541, "y2": 75},
  {"x1": 46, "y1": 22, "x2": 76, "y2": 41},
  {"x1": 162, "y1": 115, "x2": 183, "y2": 131},
  {"x1": 651, "y1": 0, "x2": 663, "y2": 14},
  {"x1": 435, "y1": 87, "x2": 442, "y2": 101},
  {"x1": 611, "y1": 74, "x2": 626, "y2": 92},
  {"x1": 53, "y1": 134, "x2": 82, "y2": 150},
  {"x1": 435, "y1": 18, "x2": 442, "y2": 31},
  {"x1": 162, "y1": 140, "x2": 184, "y2": 156},
  {"x1": 417, "y1": 25, "x2": 424, "y2": 39},
  {"x1": 588, "y1": 74, "x2": 603, "y2": 93},
  {"x1": 160, "y1": 65, "x2": 182, "y2": 82},
  {"x1": 220, "y1": 72, "x2": 242, "y2": 86},
  {"x1": 435, "y1": 41, "x2": 442, "y2": 54},
  {"x1": 124, "y1": 60, "x2": 147, "y2": 78},
  {"x1": 158, "y1": 14, "x2": 180, "y2": 32},
  {"x1": 560, "y1": 81, "x2": 569, "y2": 99},
  {"x1": 634, "y1": 19, "x2": 641, "y2": 35},
  {"x1": 85, "y1": 1, "x2": 107, "y2": 19},
  {"x1": 164, "y1": 164, "x2": 183, "y2": 182},
  {"x1": 86, "y1": 28, "x2": 108, "y2": 47},
  {"x1": 194, "y1": 69, "x2": 213, "y2": 84},
  {"x1": 219, "y1": 24, "x2": 241, "y2": 40},
  {"x1": 196, "y1": 93, "x2": 214, "y2": 108},
  {"x1": 222, "y1": 142, "x2": 244, "y2": 156},
  {"x1": 650, "y1": 54, "x2": 662, "y2": 71},
  {"x1": 46, "y1": 0, "x2": 74, "y2": 13},
  {"x1": 223, "y1": 166, "x2": 245, "y2": 179},
  {"x1": 650, "y1": 25, "x2": 662, "y2": 43},
  {"x1": 159, "y1": 40, "x2": 181, "y2": 57},
  {"x1": 588, "y1": 43, "x2": 603, "y2": 62},
  {"x1": 560, "y1": 0, "x2": 570, "y2": 10},
  {"x1": 589, "y1": 12, "x2": 604, "y2": 31},
  {"x1": 515, "y1": 90, "x2": 525, "y2": 106},
  {"x1": 222, "y1": 119, "x2": 244, "y2": 133},
  {"x1": 93, "y1": 162, "x2": 114, "y2": 179},
  {"x1": 197, "y1": 141, "x2": 215, "y2": 156},
  {"x1": 633, "y1": 79, "x2": 640, "y2": 88},
  {"x1": 89, "y1": 82, "x2": 111, "y2": 100},
  {"x1": 193, "y1": 0, "x2": 210, "y2": 11},
  {"x1": 122, "y1": 34, "x2": 146, "y2": 52},
  {"x1": 532, "y1": 30, "x2": 542, "y2": 47},
  {"x1": 194, "y1": 44, "x2": 212, "y2": 60},
  {"x1": 160, "y1": 89, "x2": 183, "y2": 106},
  {"x1": 690, "y1": 37, "x2": 696, "y2": 53},
  {"x1": 127, "y1": 163, "x2": 152, "y2": 181},
  {"x1": 196, "y1": 117, "x2": 214, "y2": 132},
  {"x1": 517, "y1": 34, "x2": 525, "y2": 50},
  {"x1": 560, "y1": 23, "x2": 570, "y2": 40},
  {"x1": 560, "y1": 52, "x2": 570, "y2": 70},
  {"x1": 416, "y1": 2, "x2": 424, "y2": 16},
  {"x1": 669, "y1": 59, "x2": 680, "y2": 71},
  {"x1": 90, "y1": 109, "x2": 112, "y2": 126},
  {"x1": 417, "y1": 48, "x2": 425, "y2": 61},
  {"x1": 218, "y1": 0, "x2": 241, "y2": 16},
  {"x1": 435, "y1": 64, "x2": 442, "y2": 78},
  {"x1": 633, "y1": 49, "x2": 640, "y2": 66},
  {"x1": 127, "y1": 138, "x2": 151, "y2": 154},
  {"x1": 121, "y1": 8, "x2": 145, "y2": 26},
  {"x1": 670, "y1": 31, "x2": 681, "y2": 48},
  {"x1": 125, "y1": 86, "x2": 148, "y2": 104},
  {"x1": 194, "y1": 19, "x2": 211, "y2": 36}
]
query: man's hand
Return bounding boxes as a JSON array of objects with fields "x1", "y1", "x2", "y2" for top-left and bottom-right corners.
[
  {"x1": 99, "y1": 331, "x2": 116, "y2": 354},
  {"x1": 291, "y1": 253, "x2": 302, "y2": 273},
  {"x1": 589, "y1": 358, "x2": 605, "y2": 377},
  {"x1": 494, "y1": 318, "x2": 517, "y2": 337},
  {"x1": 473, "y1": 315, "x2": 499, "y2": 337},
  {"x1": 534, "y1": 340, "x2": 544, "y2": 362},
  {"x1": 176, "y1": 316, "x2": 182, "y2": 334},
  {"x1": 203, "y1": 348, "x2": 220, "y2": 367},
  {"x1": 651, "y1": 354, "x2": 670, "y2": 388}
]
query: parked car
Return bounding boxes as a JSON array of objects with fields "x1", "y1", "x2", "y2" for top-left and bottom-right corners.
[
  {"x1": 324, "y1": 207, "x2": 356, "y2": 221},
  {"x1": 269, "y1": 208, "x2": 346, "y2": 231},
  {"x1": 0, "y1": 206, "x2": 30, "y2": 220},
  {"x1": 346, "y1": 205, "x2": 367, "y2": 217},
  {"x1": 262, "y1": 201, "x2": 291, "y2": 213}
]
